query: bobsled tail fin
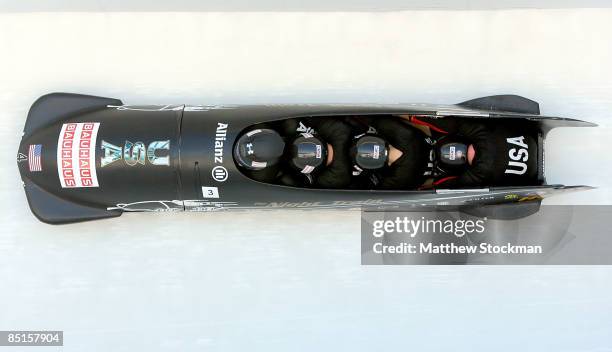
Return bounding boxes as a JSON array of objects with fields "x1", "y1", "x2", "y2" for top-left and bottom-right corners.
[
  {"x1": 23, "y1": 179, "x2": 122, "y2": 224},
  {"x1": 23, "y1": 92, "x2": 122, "y2": 138},
  {"x1": 458, "y1": 95, "x2": 540, "y2": 115}
]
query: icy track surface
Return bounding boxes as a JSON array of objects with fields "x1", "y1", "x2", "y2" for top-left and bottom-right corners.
[{"x1": 1, "y1": 9, "x2": 612, "y2": 351}]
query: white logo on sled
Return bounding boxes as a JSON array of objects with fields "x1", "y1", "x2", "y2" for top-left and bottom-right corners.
[
  {"x1": 296, "y1": 122, "x2": 314, "y2": 134},
  {"x1": 212, "y1": 166, "x2": 228, "y2": 182},
  {"x1": 214, "y1": 123, "x2": 228, "y2": 163},
  {"x1": 101, "y1": 140, "x2": 170, "y2": 167},
  {"x1": 505, "y1": 136, "x2": 529, "y2": 175}
]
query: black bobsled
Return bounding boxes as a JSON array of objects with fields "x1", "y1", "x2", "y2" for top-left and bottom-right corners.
[{"x1": 17, "y1": 93, "x2": 595, "y2": 224}]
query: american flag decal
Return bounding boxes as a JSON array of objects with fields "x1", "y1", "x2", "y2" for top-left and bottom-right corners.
[{"x1": 28, "y1": 144, "x2": 42, "y2": 172}]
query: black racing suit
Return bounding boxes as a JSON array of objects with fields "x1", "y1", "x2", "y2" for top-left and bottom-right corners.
[
  {"x1": 412, "y1": 116, "x2": 539, "y2": 188},
  {"x1": 347, "y1": 117, "x2": 430, "y2": 190},
  {"x1": 369, "y1": 117, "x2": 430, "y2": 189},
  {"x1": 242, "y1": 117, "x2": 353, "y2": 189}
]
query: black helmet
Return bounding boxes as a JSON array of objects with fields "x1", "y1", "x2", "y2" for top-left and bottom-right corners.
[
  {"x1": 436, "y1": 138, "x2": 468, "y2": 172},
  {"x1": 350, "y1": 135, "x2": 388, "y2": 170},
  {"x1": 289, "y1": 133, "x2": 328, "y2": 174},
  {"x1": 234, "y1": 129, "x2": 285, "y2": 170}
]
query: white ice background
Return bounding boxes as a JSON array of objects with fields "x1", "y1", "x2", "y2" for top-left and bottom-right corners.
[{"x1": 1, "y1": 9, "x2": 611, "y2": 351}]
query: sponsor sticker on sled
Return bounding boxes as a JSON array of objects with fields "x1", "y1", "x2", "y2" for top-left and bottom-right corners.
[{"x1": 57, "y1": 122, "x2": 100, "y2": 188}]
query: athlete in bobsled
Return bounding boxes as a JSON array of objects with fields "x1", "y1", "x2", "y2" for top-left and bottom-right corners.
[
  {"x1": 234, "y1": 117, "x2": 353, "y2": 188},
  {"x1": 404, "y1": 116, "x2": 538, "y2": 188},
  {"x1": 346, "y1": 116, "x2": 430, "y2": 190}
]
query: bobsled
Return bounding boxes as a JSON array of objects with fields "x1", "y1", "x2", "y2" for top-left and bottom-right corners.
[{"x1": 17, "y1": 93, "x2": 595, "y2": 224}]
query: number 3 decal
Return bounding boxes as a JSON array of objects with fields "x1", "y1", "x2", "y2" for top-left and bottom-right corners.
[{"x1": 201, "y1": 186, "x2": 220, "y2": 199}]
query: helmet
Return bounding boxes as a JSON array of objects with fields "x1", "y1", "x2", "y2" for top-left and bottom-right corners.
[
  {"x1": 350, "y1": 135, "x2": 388, "y2": 170},
  {"x1": 436, "y1": 138, "x2": 469, "y2": 172},
  {"x1": 234, "y1": 129, "x2": 285, "y2": 170},
  {"x1": 289, "y1": 133, "x2": 328, "y2": 174}
]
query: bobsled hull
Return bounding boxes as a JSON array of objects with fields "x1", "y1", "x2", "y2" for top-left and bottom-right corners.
[{"x1": 17, "y1": 93, "x2": 595, "y2": 224}]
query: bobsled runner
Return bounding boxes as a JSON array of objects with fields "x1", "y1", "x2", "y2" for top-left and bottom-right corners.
[{"x1": 17, "y1": 93, "x2": 595, "y2": 224}]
